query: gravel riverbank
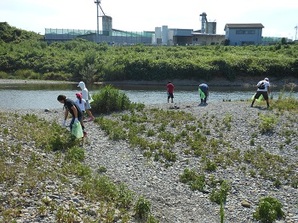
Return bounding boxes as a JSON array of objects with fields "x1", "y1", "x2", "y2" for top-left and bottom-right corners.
[{"x1": 1, "y1": 100, "x2": 298, "y2": 223}]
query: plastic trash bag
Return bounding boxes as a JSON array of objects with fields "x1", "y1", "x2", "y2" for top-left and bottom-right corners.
[
  {"x1": 199, "y1": 88, "x2": 206, "y2": 99},
  {"x1": 251, "y1": 93, "x2": 263, "y2": 102},
  {"x1": 71, "y1": 121, "x2": 83, "y2": 138}
]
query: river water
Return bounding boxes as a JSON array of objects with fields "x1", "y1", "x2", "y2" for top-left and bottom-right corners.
[{"x1": 0, "y1": 83, "x2": 297, "y2": 110}]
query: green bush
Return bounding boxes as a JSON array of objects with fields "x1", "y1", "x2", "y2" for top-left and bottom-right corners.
[
  {"x1": 258, "y1": 114, "x2": 278, "y2": 134},
  {"x1": 253, "y1": 196, "x2": 284, "y2": 223},
  {"x1": 14, "y1": 69, "x2": 40, "y2": 79},
  {"x1": 272, "y1": 90, "x2": 298, "y2": 111},
  {"x1": 179, "y1": 168, "x2": 206, "y2": 192},
  {"x1": 117, "y1": 183, "x2": 134, "y2": 209},
  {"x1": 0, "y1": 71, "x2": 8, "y2": 78},
  {"x1": 65, "y1": 146, "x2": 85, "y2": 162},
  {"x1": 91, "y1": 85, "x2": 131, "y2": 114},
  {"x1": 134, "y1": 196, "x2": 151, "y2": 220},
  {"x1": 209, "y1": 180, "x2": 231, "y2": 204}
]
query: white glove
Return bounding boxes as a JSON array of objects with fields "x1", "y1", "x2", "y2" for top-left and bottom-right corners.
[
  {"x1": 74, "y1": 118, "x2": 79, "y2": 123},
  {"x1": 62, "y1": 120, "x2": 66, "y2": 127}
]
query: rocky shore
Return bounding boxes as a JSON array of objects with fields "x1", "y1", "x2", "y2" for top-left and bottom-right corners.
[{"x1": 1, "y1": 100, "x2": 297, "y2": 223}]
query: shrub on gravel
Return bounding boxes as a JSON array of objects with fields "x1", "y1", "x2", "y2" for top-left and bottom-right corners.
[
  {"x1": 91, "y1": 85, "x2": 131, "y2": 114},
  {"x1": 253, "y1": 196, "x2": 284, "y2": 223}
]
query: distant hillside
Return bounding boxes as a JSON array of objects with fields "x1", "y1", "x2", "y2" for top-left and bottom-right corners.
[{"x1": 0, "y1": 22, "x2": 43, "y2": 43}]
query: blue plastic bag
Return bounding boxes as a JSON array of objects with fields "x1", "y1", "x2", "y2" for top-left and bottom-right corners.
[{"x1": 71, "y1": 121, "x2": 83, "y2": 138}]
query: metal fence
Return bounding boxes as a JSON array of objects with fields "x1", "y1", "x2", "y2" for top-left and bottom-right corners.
[{"x1": 44, "y1": 28, "x2": 153, "y2": 45}]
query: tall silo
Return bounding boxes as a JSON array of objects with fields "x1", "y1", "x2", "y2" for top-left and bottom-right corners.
[
  {"x1": 206, "y1": 22, "x2": 216, "y2": 34},
  {"x1": 162, "y1": 25, "x2": 168, "y2": 45},
  {"x1": 168, "y1": 29, "x2": 174, "y2": 45},
  {"x1": 102, "y1": 15, "x2": 112, "y2": 36},
  {"x1": 155, "y1": 27, "x2": 162, "y2": 44},
  {"x1": 200, "y1": 12, "x2": 207, "y2": 33}
]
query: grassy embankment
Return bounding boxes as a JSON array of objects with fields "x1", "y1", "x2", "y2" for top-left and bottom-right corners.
[{"x1": 0, "y1": 22, "x2": 297, "y2": 85}]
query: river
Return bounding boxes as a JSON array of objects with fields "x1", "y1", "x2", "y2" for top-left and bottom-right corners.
[{"x1": 0, "y1": 82, "x2": 296, "y2": 110}]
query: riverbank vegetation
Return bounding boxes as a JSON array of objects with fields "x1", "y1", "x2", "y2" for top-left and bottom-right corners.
[
  {"x1": 94, "y1": 90, "x2": 297, "y2": 222},
  {"x1": 0, "y1": 22, "x2": 297, "y2": 84},
  {"x1": 0, "y1": 112, "x2": 157, "y2": 222},
  {"x1": 96, "y1": 92, "x2": 297, "y2": 187}
]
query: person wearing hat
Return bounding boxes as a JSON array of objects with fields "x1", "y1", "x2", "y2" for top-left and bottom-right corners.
[
  {"x1": 75, "y1": 92, "x2": 87, "y2": 115},
  {"x1": 251, "y1": 77, "x2": 271, "y2": 108},
  {"x1": 77, "y1": 81, "x2": 95, "y2": 121}
]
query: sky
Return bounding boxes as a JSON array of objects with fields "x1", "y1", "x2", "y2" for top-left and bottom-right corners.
[{"x1": 1, "y1": 0, "x2": 298, "y2": 40}]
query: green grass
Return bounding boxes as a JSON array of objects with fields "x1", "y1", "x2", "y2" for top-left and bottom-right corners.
[
  {"x1": 96, "y1": 100, "x2": 298, "y2": 190},
  {"x1": 272, "y1": 90, "x2": 298, "y2": 112},
  {"x1": 94, "y1": 96, "x2": 297, "y2": 222},
  {"x1": 0, "y1": 111, "x2": 158, "y2": 222}
]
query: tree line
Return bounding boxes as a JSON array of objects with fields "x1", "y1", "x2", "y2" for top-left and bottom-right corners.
[{"x1": 0, "y1": 22, "x2": 297, "y2": 84}]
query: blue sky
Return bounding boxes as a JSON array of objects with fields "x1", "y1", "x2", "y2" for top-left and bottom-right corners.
[{"x1": 1, "y1": 0, "x2": 297, "y2": 40}]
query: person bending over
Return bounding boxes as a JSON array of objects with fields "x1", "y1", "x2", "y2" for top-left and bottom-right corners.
[
  {"x1": 57, "y1": 94, "x2": 87, "y2": 137},
  {"x1": 199, "y1": 83, "x2": 209, "y2": 106},
  {"x1": 251, "y1": 77, "x2": 270, "y2": 109}
]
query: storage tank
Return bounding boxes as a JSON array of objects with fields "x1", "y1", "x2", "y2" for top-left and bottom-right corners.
[
  {"x1": 155, "y1": 27, "x2": 162, "y2": 44},
  {"x1": 102, "y1": 15, "x2": 112, "y2": 36},
  {"x1": 162, "y1": 25, "x2": 168, "y2": 45},
  {"x1": 206, "y1": 22, "x2": 216, "y2": 34},
  {"x1": 168, "y1": 29, "x2": 174, "y2": 46}
]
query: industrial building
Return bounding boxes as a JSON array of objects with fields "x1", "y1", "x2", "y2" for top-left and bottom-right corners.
[
  {"x1": 44, "y1": 1, "x2": 278, "y2": 46},
  {"x1": 44, "y1": 8, "x2": 226, "y2": 46}
]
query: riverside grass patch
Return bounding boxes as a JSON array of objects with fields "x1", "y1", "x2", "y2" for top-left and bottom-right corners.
[
  {"x1": 95, "y1": 101, "x2": 297, "y2": 221},
  {"x1": 272, "y1": 89, "x2": 298, "y2": 112},
  {"x1": 0, "y1": 112, "x2": 158, "y2": 223},
  {"x1": 96, "y1": 102, "x2": 298, "y2": 190}
]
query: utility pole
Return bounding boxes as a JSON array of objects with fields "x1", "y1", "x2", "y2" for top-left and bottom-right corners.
[
  {"x1": 295, "y1": 25, "x2": 298, "y2": 41},
  {"x1": 94, "y1": 0, "x2": 100, "y2": 36},
  {"x1": 94, "y1": 0, "x2": 105, "y2": 36}
]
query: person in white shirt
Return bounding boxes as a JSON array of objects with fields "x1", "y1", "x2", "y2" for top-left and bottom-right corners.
[
  {"x1": 77, "y1": 81, "x2": 95, "y2": 121},
  {"x1": 251, "y1": 77, "x2": 271, "y2": 108},
  {"x1": 75, "y1": 93, "x2": 86, "y2": 114}
]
